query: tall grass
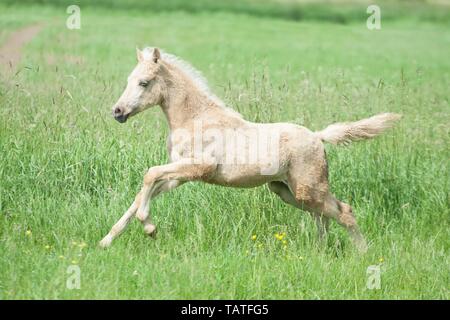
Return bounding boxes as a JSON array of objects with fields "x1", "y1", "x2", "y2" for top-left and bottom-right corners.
[{"x1": 0, "y1": 3, "x2": 448, "y2": 299}]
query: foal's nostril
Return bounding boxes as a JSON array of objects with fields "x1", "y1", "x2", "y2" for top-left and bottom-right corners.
[{"x1": 114, "y1": 106, "x2": 122, "y2": 115}]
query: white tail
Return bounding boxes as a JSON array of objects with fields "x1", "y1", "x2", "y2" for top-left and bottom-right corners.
[{"x1": 315, "y1": 113, "x2": 402, "y2": 145}]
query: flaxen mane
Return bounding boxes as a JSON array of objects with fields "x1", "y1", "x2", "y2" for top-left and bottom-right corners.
[{"x1": 142, "y1": 47, "x2": 243, "y2": 118}]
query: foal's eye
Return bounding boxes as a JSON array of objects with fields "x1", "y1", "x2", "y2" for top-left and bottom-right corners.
[{"x1": 139, "y1": 80, "x2": 150, "y2": 88}]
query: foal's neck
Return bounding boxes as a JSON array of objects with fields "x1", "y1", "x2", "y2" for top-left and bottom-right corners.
[
  {"x1": 160, "y1": 66, "x2": 242, "y2": 131},
  {"x1": 160, "y1": 88, "x2": 208, "y2": 130}
]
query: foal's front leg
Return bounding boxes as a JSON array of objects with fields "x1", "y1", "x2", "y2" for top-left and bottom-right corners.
[
  {"x1": 100, "y1": 159, "x2": 215, "y2": 247},
  {"x1": 135, "y1": 159, "x2": 216, "y2": 233},
  {"x1": 99, "y1": 192, "x2": 141, "y2": 248},
  {"x1": 98, "y1": 181, "x2": 179, "y2": 248},
  {"x1": 137, "y1": 179, "x2": 182, "y2": 237}
]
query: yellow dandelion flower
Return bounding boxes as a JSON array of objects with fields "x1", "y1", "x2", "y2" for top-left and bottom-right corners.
[
  {"x1": 379, "y1": 257, "x2": 384, "y2": 263},
  {"x1": 44, "y1": 245, "x2": 51, "y2": 250},
  {"x1": 25, "y1": 230, "x2": 32, "y2": 236},
  {"x1": 274, "y1": 232, "x2": 285, "y2": 241},
  {"x1": 251, "y1": 235, "x2": 257, "y2": 241}
]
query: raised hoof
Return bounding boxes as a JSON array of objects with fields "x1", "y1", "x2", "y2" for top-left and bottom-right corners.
[{"x1": 144, "y1": 224, "x2": 157, "y2": 238}]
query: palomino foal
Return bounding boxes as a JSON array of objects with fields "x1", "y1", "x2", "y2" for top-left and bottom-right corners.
[{"x1": 99, "y1": 47, "x2": 401, "y2": 252}]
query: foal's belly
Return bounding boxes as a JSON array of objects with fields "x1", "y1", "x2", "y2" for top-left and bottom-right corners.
[{"x1": 206, "y1": 164, "x2": 286, "y2": 188}]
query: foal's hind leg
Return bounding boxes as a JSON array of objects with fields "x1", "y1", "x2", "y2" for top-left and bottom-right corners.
[
  {"x1": 268, "y1": 181, "x2": 329, "y2": 241},
  {"x1": 288, "y1": 177, "x2": 368, "y2": 253},
  {"x1": 316, "y1": 193, "x2": 367, "y2": 252},
  {"x1": 332, "y1": 199, "x2": 367, "y2": 252},
  {"x1": 286, "y1": 150, "x2": 367, "y2": 252}
]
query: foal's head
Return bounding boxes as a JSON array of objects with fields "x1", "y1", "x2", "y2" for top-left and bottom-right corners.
[{"x1": 112, "y1": 47, "x2": 166, "y2": 123}]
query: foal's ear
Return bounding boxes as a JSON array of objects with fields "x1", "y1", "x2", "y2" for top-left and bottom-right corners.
[
  {"x1": 136, "y1": 47, "x2": 144, "y2": 63},
  {"x1": 153, "y1": 48, "x2": 161, "y2": 63}
]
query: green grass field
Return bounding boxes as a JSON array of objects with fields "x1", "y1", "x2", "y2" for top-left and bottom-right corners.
[{"x1": 0, "y1": 1, "x2": 449, "y2": 299}]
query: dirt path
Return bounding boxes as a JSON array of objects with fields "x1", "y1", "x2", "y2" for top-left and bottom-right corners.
[{"x1": 0, "y1": 24, "x2": 43, "y2": 74}]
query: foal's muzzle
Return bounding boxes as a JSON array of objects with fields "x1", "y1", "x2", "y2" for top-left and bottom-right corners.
[
  {"x1": 114, "y1": 113, "x2": 129, "y2": 123},
  {"x1": 113, "y1": 106, "x2": 129, "y2": 123}
]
